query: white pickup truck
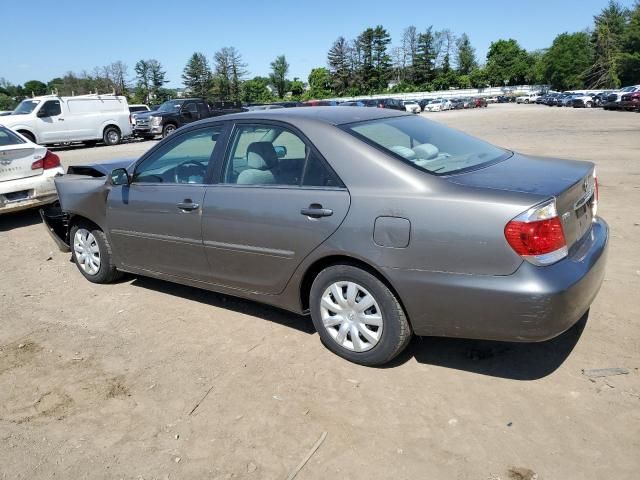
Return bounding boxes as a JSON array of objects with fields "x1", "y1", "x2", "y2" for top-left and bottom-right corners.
[{"x1": 516, "y1": 93, "x2": 541, "y2": 104}]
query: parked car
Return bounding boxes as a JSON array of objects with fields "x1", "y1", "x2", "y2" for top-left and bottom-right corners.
[
  {"x1": 559, "y1": 93, "x2": 579, "y2": 107},
  {"x1": 473, "y1": 97, "x2": 488, "y2": 108},
  {"x1": 402, "y1": 100, "x2": 421, "y2": 114},
  {"x1": 448, "y1": 98, "x2": 464, "y2": 109},
  {"x1": 592, "y1": 91, "x2": 613, "y2": 107},
  {"x1": 485, "y1": 96, "x2": 498, "y2": 104},
  {"x1": 603, "y1": 85, "x2": 640, "y2": 110},
  {"x1": 373, "y1": 98, "x2": 405, "y2": 110},
  {"x1": 128, "y1": 104, "x2": 150, "y2": 128},
  {"x1": 620, "y1": 90, "x2": 640, "y2": 111},
  {"x1": 496, "y1": 96, "x2": 510, "y2": 103},
  {"x1": 571, "y1": 94, "x2": 596, "y2": 108},
  {"x1": 302, "y1": 100, "x2": 339, "y2": 107},
  {"x1": 516, "y1": 93, "x2": 541, "y2": 104},
  {"x1": 0, "y1": 125, "x2": 64, "y2": 214},
  {"x1": 133, "y1": 98, "x2": 245, "y2": 139},
  {"x1": 339, "y1": 101, "x2": 367, "y2": 107},
  {"x1": 273, "y1": 101, "x2": 304, "y2": 108},
  {"x1": 41, "y1": 107, "x2": 608, "y2": 366},
  {"x1": 418, "y1": 98, "x2": 434, "y2": 111},
  {"x1": 425, "y1": 99, "x2": 452, "y2": 112},
  {"x1": 0, "y1": 94, "x2": 132, "y2": 146}
]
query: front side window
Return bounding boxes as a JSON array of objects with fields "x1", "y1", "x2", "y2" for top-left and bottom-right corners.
[
  {"x1": 222, "y1": 124, "x2": 340, "y2": 187},
  {"x1": 133, "y1": 126, "x2": 224, "y2": 184},
  {"x1": 344, "y1": 116, "x2": 509, "y2": 175},
  {"x1": 39, "y1": 100, "x2": 62, "y2": 117}
]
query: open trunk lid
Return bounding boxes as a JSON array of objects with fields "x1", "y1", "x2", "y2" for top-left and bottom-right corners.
[
  {"x1": 447, "y1": 153, "x2": 596, "y2": 250},
  {"x1": 0, "y1": 145, "x2": 44, "y2": 182}
]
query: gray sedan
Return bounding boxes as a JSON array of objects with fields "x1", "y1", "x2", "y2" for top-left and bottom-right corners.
[{"x1": 42, "y1": 108, "x2": 608, "y2": 366}]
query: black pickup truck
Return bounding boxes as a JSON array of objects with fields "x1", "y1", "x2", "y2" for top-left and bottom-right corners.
[{"x1": 133, "y1": 98, "x2": 245, "y2": 139}]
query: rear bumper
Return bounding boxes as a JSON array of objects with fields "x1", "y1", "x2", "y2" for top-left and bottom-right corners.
[
  {"x1": 40, "y1": 204, "x2": 70, "y2": 252},
  {"x1": 0, "y1": 167, "x2": 64, "y2": 214},
  {"x1": 384, "y1": 218, "x2": 609, "y2": 342}
]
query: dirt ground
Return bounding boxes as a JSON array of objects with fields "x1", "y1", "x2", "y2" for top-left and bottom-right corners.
[{"x1": 1, "y1": 104, "x2": 639, "y2": 480}]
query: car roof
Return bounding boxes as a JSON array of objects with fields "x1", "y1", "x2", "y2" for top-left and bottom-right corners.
[{"x1": 212, "y1": 106, "x2": 411, "y2": 126}]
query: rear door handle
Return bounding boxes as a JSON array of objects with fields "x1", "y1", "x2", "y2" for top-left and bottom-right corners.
[
  {"x1": 177, "y1": 200, "x2": 200, "y2": 211},
  {"x1": 301, "y1": 204, "x2": 333, "y2": 218}
]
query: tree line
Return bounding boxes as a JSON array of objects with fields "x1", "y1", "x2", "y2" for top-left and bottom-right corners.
[{"x1": 1, "y1": 1, "x2": 638, "y2": 110}]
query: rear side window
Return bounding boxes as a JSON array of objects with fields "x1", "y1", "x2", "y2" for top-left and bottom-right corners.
[{"x1": 0, "y1": 127, "x2": 25, "y2": 146}]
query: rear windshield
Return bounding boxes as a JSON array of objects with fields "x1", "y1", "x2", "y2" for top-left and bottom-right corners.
[
  {"x1": 343, "y1": 115, "x2": 509, "y2": 175},
  {"x1": 0, "y1": 126, "x2": 25, "y2": 146}
]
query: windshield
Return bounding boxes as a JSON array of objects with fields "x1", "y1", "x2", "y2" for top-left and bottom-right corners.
[
  {"x1": 344, "y1": 115, "x2": 509, "y2": 175},
  {"x1": 156, "y1": 100, "x2": 184, "y2": 113},
  {"x1": 13, "y1": 100, "x2": 40, "y2": 115}
]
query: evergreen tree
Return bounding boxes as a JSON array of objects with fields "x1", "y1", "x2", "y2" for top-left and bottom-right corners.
[
  {"x1": 270, "y1": 55, "x2": 289, "y2": 98},
  {"x1": 327, "y1": 36, "x2": 351, "y2": 95},
  {"x1": 414, "y1": 27, "x2": 436, "y2": 86},
  {"x1": 456, "y1": 33, "x2": 477, "y2": 75},
  {"x1": 182, "y1": 52, "x2": 212, "y2": 99}
]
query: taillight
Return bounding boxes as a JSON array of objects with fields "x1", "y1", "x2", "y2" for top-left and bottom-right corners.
[
  {"x1": 31, "y1": 150, "x2": 60, "y2": 170},
  {"x1": 505, "y1": 199, "x2": 568, "y2": 266}
]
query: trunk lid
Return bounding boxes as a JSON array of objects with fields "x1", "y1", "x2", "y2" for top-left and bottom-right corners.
[
  {"x1": 447, "y1": 153, "x2": 596, "y2": 249},
  {"x1": 0, "y1": 145, "x2": 44, "y2": 182}
]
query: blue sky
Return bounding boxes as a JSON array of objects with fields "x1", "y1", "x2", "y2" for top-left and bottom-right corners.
[{"x1": 0, "y1": 0, "x2": 635, "y2": 88}]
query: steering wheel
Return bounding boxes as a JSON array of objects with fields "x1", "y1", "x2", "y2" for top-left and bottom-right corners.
[{"x1": 174, "y1": 159, "x2": 207, "y2": 184}]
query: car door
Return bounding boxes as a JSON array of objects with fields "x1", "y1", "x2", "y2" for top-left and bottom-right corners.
[
  {"x1": 201, "y1": 122, "x2": 350, "y2": 295},
  {"x1": 107, "y1": 124, "x2": 227, "y2": 280},
  {"x1": 35, "y1": 99, "x2": 68, "y2": 143}
]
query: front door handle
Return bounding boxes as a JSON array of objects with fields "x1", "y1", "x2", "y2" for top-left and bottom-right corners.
[
  {"x1": 301, "y1": 204, "x2": 333, "y2": 218},
  {"x1": 177, "y1": 200, "x2": 200, "y2": 211}
]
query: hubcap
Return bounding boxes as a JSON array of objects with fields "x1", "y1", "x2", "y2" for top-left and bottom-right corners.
[
  {"x1": 320, "y1": 281, "x2": 383, "y2": 352},
  {"x1": 73, "y1": 229, "x2": 101, "y2": 275},
  {"x1": 107, "y1": 131, "x2": 118, "y2": 143}
]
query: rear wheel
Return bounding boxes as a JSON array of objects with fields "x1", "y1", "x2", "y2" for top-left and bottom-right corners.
[
  {"x1": 309, "y1": 265, "x2": 412, "y2": 366},
  {"x1": 103, "y1": 126, "x2": 121, "y2": 146},
  {"x1": 18, "y1": 130, "x2": 36, "y2": 143},
  {"x1": 70, "y1": 222, "x2": 122, "y2": 284},
  {"x1": 586, "y1": 101, "x2": 593, "y2": 108}
]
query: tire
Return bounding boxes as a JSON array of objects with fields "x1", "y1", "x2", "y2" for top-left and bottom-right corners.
[
  {"x1": 309, "y1": 264, "x2": 412, "y2": 366},
  {"x1": 162, "y1": 124, "x2": 177, "y2": 138},
  {"x1": 524, "y1": 99, "x2": 529, "y2": 104},
  {"x1": 586, "y1": 101, "x2": 593, "y2": 108},
  {"x1": 18, "y1": 130, "x2": 36, "y2": 143},
  {"x1": 103, "y1": 126, "x2": 121, "y2": 146},
  {"x1": 70, "y1": 222, "x2": 122, "y2": 284}
]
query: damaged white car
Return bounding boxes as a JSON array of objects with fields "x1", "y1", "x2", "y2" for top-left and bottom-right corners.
[{"x1": 0, "y1": 125, "x2": 63, "y2": 214}]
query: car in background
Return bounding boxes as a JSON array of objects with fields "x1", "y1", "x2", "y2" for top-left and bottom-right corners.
[
  {"x1": 516, "y1": 93, "x2": 541, "y2": 104},
  {"x1": 0, "y1": 125, "x2": 64, "y2": 214},
  {"x1": 460, "y1": 98, "x2": 475, "y2": 109},
  {"x1": 246, "y1": 105, "x2": 285, "y2": 111},
  {"x1": 592, "y1": 91, "x2": 613, "y2": 107},
  {"x1": 474, "y1": 97, "x2": 488, "y2": 108},
  {"x1": 128, "y1": 104, "x2": 150, "y2": 128},
  {"x1": 0, "y1": 94, "x2": 132, "y2": 146},
  {"x1": 496, "y1": 96, "x2": 510, "y2": 103},
  {"x1": 41, "y1": 107, "x2": 608, "y2": 366},
  {"x1": 273, "y1": 101, "x2": 304, "y2": 108},
  {"x1": 340, "y1": 101, "x2": 367, "y2": 107},
  {"x1": 485, "y1": 96, "x2": 498, "y2": 104},
  {"x1": 620, "y1": 90, "x2": 640, "y2": 111},
  {"x1": 418, "y1": 98, "x2": 433, "y2": 111},
  {"x1": 425, "y1": 99, "x2": 452, "y2": 112},
  {"x1": 302, "y1": 100, "x2": 339, "y2": 107},
  {"x1": 571, "y1": 94, "x2": 596, "y2": 108},
  {"x1": 558, "y1": 93, "x2": 579, "y2": 107},
  {"x1": 402, "y1": 100, "x2": 421, "y2": 114},
  {"x1": 603, "y1": 85, "x2": 640, "y2": 110},
  {"x1": 373, "y1": 98, "x2": 404, "y2": 110}
]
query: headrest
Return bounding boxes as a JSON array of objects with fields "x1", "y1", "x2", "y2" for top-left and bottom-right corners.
[
  {"x1": 412, "y1": 143, "x2": 439, "y2": 160},
  {"x1": 247, "y1": 142, "x2": 278, "y2": 170},
  {"x1": 389, "y1": 145, "x2": 416, "y2": 160}
]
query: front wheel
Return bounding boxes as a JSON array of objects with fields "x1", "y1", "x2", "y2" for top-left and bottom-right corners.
[
  {"x1": 586, "y1": 101, "x2": 593, "y2": 108},
  {"x1": 162, "y1": 124, "x2": 177, "y2": 138},
  {"x1": 70, "y1": 222, "x2": 122, "y2": 284},
  {"x1": 309, "y1": 265, "x2": 412, "y2": 366}
]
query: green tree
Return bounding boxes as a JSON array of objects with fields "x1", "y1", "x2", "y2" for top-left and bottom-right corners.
[
  {"x1": 212, "y1": 47, "x2": 247, "y2": 101},
  {"x1": 270, "y1": 55, "x2": 289, "y2": 98},
  {"x1": 618, "y1": 2, "x2": 640, "y2": 85},
  {"x1": 485, "y1": 39, "x2": 531, "y2": 85},
  {"x1": 327, "y1": 36, "x2": 351, "y2": 95},
  {"x1": 23, "y1": 80, "x2": 47, "y2": 96},
  {"x1": 414, "y1": 27, "x2": 436, "y2": 86},
  {"x1": 541, "y1": 32, "x2": 592, "y2": 90},
  {"x1": 0, "y1": 93, "x2": 15, "y2": 110},
  {"x1": 182, "y1": 52, "x2": 212, "y2": 99},
  {"x1": 587, "y1": 0, "x2": 628, "y2": 87},
  {"x1": 305, "y1": 67, "x2": 332, "y2": 99},
  {"x1": 456, "y1": 33, "x2": 477, "y2": 75},
  {"x1": 241, "y1": 76, "x2": 273, "y2": 104},
  {"x1": 289, "y1": 78, "x2": 305, "y2": 98}
]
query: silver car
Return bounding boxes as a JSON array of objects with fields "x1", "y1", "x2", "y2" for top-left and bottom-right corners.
[{"x1": 42, "y1": 108, "x2": 608, "y2": 366}]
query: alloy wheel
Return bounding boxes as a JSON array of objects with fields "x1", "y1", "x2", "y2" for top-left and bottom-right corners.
[
  {"x1": 320, "y1": 281, "x2": 383, "y2": 352},
  {"x1": 73, "y1": 228, "x2": 101, "y2": 275}
]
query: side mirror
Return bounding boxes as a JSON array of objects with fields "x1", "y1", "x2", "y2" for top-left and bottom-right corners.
[
  {"x1": 274, "y1": 145, "x2": 287, "y2": 158},
  {"x1": 37, "y1": 109, "x2": 49, "y2": 118},
  {"x1": 108, "y1": 168, "x2": 130, "y2": 186}
]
